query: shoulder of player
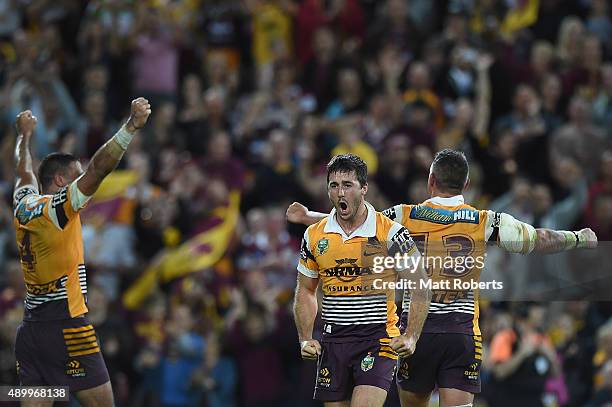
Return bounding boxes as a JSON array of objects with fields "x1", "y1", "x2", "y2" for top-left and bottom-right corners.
[
  {"x1": 15, "y1": 193, "x2": 50, "y2": 210},
  {"x1": 381, "y1": 204, "x2": 412, "y2": 222},
  {"x1": 375, "y1": 212, "x2": 408, "y2": 241},
  {"x1": 304, "y1": 217, "x2": 330, "y2": 243},
  {"x1": 13, "y1": 193, "x2": 52, "y2": 225}
]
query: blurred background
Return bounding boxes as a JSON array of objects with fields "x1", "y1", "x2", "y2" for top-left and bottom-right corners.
[{"x1": 0, "y1": 0, "x2": 611, "y2": 406}]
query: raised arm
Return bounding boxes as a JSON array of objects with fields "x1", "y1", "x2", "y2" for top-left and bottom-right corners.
[
  {"x1": 77, "y1": 97, "x2": 151, "y2": 196},
  {"x1": 487, "y1": 211, "x2": 598, "y2": 254},
  {"x1": 286, "y1": 202, "x2": 327, "y2": 226},
  {"x1": 14, "y1": 110, "x2": 38, "y2": 191}
]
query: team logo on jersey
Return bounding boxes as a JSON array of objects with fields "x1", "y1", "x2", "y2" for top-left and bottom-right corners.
[
  {"x1": 317, "y1": 238, "x2": 329, "y2": 256},
  {"x1": 65, "y1": 359, "x2": 86, "y2": 377},
  {"x1": 361, "y1": 353, "x2": 375, "y2": 372},
  {"x1": 16, "y1": 199, "x2": 46, "y2": 224}
]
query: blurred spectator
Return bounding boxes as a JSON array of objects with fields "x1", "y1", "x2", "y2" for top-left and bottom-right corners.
[
  {"x1": 295, "y1": 0, "x2": 365, "y2": 65},
  {"x1": 403, "y1": 61, "x2": 445, "y2": 130},
  {"x1": 245, "y1": 128, "x2": 307, "y2": 209},
  {"x1": 485, "y1": 303, "x2": 560, "y2": 407},
  {"x1": 374, "y1": 135, "x2": 412, "y2": 205},
  {"x1": 586, "y1": 0, "x2": 612, "y2": 52},
  {"x1": 331, "y1": 118, "x2": 378, "y2": 174},
  {"x1": 245, "y1": 0, "x2": 294, "y2": 90},
  {"x1": 592, "y1": 64, "x2": 612, "y2": 134},
  {"x1": 159, "y1": 304, "x2": 205, "y2": 407},
  {"x1": 588, "y1": 360, "x2": 612, "y2": 406},
  {"x1": 550, "y1": 95, "x2": 609, "y2": 179},
  {"x1": 300, "y1": 25, "x2": 341, "y2": 113},
  {"x1": 128, "y1": 6, "x2": 182, "y2": 104},
  {"x1": 325, "y1": 67, "x2": 365, "y2": 119},
  {"x1": 364, "y1": 0, "x2": 422, "y2": 62}
]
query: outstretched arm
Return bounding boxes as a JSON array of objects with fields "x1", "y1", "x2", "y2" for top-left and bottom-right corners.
[
  {"x1": 14, "y1": 110, "x2": 38, "y2": 191},
  {"x1": 77, "y1": 97, "x2": 151, "y2": 196},
  {"x1": 534, "y1": 228, "x2": 597, "y2": 253},
  {"x1": 488, "y1": 211, "x2": 598, "y2": 254},
  {"x1": 286, "y1": 202, "x2": 327, "y2": 226}
]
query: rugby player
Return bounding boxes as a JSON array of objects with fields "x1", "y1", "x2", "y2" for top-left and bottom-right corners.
[
  {"x1": 288, "y1": 149, "x2": 597, "y2": 407},
  {"x1": 293, "y1": 154, "x2": 432, "y2": 407},
  {"x1": 13, "y1": 98, "x2": 151, "y2": 407}
]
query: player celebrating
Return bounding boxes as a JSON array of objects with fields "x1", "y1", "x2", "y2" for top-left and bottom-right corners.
[
  {"x1": 13, "y1": 98, "x2": 151, "y2": 407},
  {"x1": 288, "y1": 149, "x2": 597, "y2": 407},
  {"x1": 294, "y1": 153, "x2": 431, "y2": 407}
]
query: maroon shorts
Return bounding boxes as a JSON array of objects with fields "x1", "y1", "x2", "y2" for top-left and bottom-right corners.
[
  {"x1": 314, "y1": 338, "x2": 397, "y2": 402},
  {"x1": 396, "y1": 333, "x2": 482, "y2": 394},
  {"x1": 15, "y1": 316, "x2": 110, "y2": 392}
]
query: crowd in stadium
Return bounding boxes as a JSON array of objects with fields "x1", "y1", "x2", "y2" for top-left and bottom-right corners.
[{"x1": 0, "y1": 0, "x2": 611, "y2": 406}]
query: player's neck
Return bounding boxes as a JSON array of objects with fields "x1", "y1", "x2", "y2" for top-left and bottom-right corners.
[
  {"x1": 430, "y1": 189, "x2": 459, "y2": 199},
  {"x1": 337, "y1": 202, "x2": 368, "y2": 236}
]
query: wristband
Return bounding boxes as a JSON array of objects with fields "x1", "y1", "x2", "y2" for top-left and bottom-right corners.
[
  {"x1": 300, "y1": 340, "x2": 310, "y2": 350},
  {"x1": 559, "y1": 231, "x2": 580, "y2": 250},
  {"x1": 113, "y1": 125, "x2": 134, "y2": 150},
  {"x1": 572, "y1": 231, "x2": 580, "y2": 249}
]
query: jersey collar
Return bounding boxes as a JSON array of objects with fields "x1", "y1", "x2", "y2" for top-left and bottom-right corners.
[
  {"x1": 424, "y1": 195, "x2": 465, "y2": 207},
  {"x1": 325, "y1": 201, "x2": 376, "y2": 241}
]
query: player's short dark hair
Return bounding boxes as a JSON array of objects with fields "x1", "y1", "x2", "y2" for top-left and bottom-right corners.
[
  {"x1": 431, "y1": 149, "x2": 469, "y2": 194},
  {"x1": 38, "y1": 152, "x2": 78, "y2": 191},
  {"x1": 327, "y1": 154, "x2": 368, "y2": 187}
]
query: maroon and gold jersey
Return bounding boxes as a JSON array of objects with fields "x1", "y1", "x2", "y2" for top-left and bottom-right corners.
[
  {"x1": 383, "y1": 195, "x2": 494, "y2": 336},
  {"x1": 298, "y1": 202, "x2": 420, "y2": 343},
  {"x1": 13, "y1": 182, "x2": 91, "y2": 321}
]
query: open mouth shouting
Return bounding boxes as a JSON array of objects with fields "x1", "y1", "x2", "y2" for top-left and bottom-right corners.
[{"x1": 338, "y1": 199, "x2": 350, "y2": 218}]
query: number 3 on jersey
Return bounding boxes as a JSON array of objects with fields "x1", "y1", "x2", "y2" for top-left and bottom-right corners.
[
  {"x1": 19, "y1": 231, "x2": 36, "y2": 272},
  {"x1": 411, "y1": 233, "x2": 475, "y2": 277}
]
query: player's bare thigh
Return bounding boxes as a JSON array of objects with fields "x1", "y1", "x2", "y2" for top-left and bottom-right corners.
[
  {"x1": 350, "y1": 384, "x2": 387, "y2": 407},
  {"x1": 74, "y1": 381, "x2": 114, "y2": 407},
  {"x1": 322, "y1": 385, "x2": 388, "y2": 407},
  {"x1": 398, "y1": 387, "x2": 432, "y2": 407},
  {"x1": 438, "y1": 387, "x2": 474, "y2": 407}
]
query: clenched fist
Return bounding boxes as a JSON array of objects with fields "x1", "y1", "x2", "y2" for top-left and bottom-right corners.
[
  {"x1": 390, "y1": 334, "x2": 418, "y2": 358},
  {"x1": 126, "y1": 97, "x2": 152, "y2": 133},
  {"x1": 287, "y1": 202, "x2": 308, "y2": 224},
  {"x1": 15, "y1": 110, "x2": 37, "y2": 137},
  {"x1": 577, "y1": 228, "x2": 598, "y2": 249},
  {"x1": 300, "y1": 339, "x2": 321, "y2": 360}
]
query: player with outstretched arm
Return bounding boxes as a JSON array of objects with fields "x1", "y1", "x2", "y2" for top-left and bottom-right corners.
[{"x1": 288, "y1": 149, "x2": 597, "y2": 407}]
